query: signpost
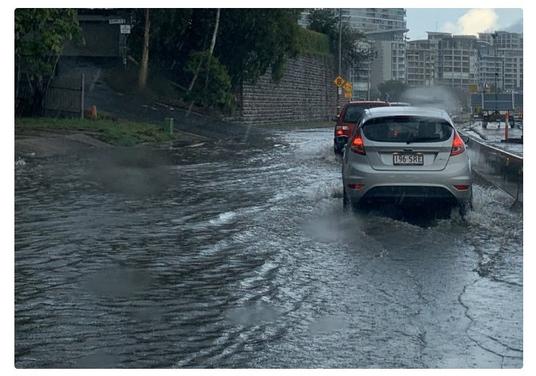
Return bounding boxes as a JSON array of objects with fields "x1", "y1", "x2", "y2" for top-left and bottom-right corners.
[
  {"x1": 343, "y1": 81, "x2": 352, "y2": 99},
  {"x1": 120, "y1": 25, "x2": 131, "y2": 34},
  {"x1": 333, "y1": 76, "x2": 345, "y2": 87}
]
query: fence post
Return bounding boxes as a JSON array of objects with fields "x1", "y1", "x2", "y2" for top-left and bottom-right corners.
[{"x1": 80, "y1": 73, "x2": 85, "y2": 120}]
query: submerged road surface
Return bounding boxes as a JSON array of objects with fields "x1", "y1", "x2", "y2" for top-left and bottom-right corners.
[{"x1": 15, "y1": 128, "x2": 522, "y2": 368}]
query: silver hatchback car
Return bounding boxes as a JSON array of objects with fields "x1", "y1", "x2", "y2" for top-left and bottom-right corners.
[{"x1": 342, "y1": 106, "x2": 472, "y2": 215}]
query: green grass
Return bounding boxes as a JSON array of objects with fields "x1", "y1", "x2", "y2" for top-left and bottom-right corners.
[
  {"x1": 296, "y1": 28, "x2": 332, "y2": 56},
  {"x1": 15, "y1": 117, "x2": 175, "y2": 146}
]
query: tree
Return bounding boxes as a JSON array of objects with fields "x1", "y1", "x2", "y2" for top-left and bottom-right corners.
[
  {"x1": 307, "y1": 9, "x2": 338, "y2": 36},
  {"x1": 129, "y1": 9, "x2": 193, "y2": 72},
  {"x1": 186, "y1": 8, "x2": 220, "y2": 99},
  {"x1": 377, "y1": 80, "x2": 409, "y2": 101},
  {"x1": 15, "y1": 9, "x2": 80, "y2": 115},
  {"x1": 138, "y1": 9, "x2": 150, "y2": 90},
  {"x1": 184, "y1": 51, "x2": 233, "y2": 112},
  {"x1": 215, "y1": 9, "x2": 302, "y2": 87},
  {"x1": 204, "y1": 8, "x2": 221, "y2": 90},
  {"x1": 307, "y1": 9, "x2": 374, "y2": 76}
]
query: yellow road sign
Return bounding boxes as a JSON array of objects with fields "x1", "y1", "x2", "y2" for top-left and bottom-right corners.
[
  {"x1": 333, "y1": 76, "x2": 345, "y2": 87},
  {"x1": 343, "y1": 81, "x2": 353, "y2": 92}
]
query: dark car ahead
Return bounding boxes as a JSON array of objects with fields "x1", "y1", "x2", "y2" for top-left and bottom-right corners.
[{"x1": 334, "y1": 101, "x2": 390, "y2": 154}]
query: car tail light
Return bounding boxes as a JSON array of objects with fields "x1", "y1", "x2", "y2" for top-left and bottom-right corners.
[
  {"x1": 453, "y1": 184, "x2": 470, "y2": 191},
  {"x1": 451, "y1": 131, "x2": 466, "y2": 156},
  {"x1": 350, "y1": 130, "x2": 366, "y2": 155},
  {"x1": 335, "y1": 125, "x2": 349, "y2": 136},
  {"x1": 348, "y1": 183, "x2": 365, "y2": 191}
]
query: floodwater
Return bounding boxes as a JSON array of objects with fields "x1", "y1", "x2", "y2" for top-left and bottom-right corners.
[{"x1": 15, "y1": 128, "x2": 522, "y2": 368}]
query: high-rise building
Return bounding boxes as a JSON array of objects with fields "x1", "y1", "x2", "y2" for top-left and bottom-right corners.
[
  {"x1": 341, "y1": 8, "x2": 406, "y2": 32},
  {"x1": 406, "y1": 39, "x2": 435, "y2": 87},
  {"x1": 406, "y1": 31, "x2": 523, "y2": 93},
  {"x1": 343, "y1": 9, "x2": 408, "y2": 99},
  {"x1": 479, "y1": 31, "x2": 523, "y2": 91},
  {"x1": 367, "y1": 31, "x2": 407, "y2": 90},
  {"x1": 298, "y1": 8, "x2": 408, "y2": 99},
  {"x1": 436, "y1": 35, "x2": 479, "y2": 90}
]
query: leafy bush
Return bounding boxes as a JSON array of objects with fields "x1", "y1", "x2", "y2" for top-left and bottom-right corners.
[
  {"x1": 296, "y1": 28, "x2": 331, "y2": 56},
  {"x1": 184, "y1": 51, "x2": 234, "y2": 112}
]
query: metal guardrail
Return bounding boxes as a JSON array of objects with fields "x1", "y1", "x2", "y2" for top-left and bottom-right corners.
[{"x1": 461, "y1": 132, "x2": 523, "y2": 202}]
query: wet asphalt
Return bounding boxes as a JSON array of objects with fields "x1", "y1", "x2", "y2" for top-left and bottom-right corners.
[{"x1": 15, "y1": 127, "x2": 522, "y2": 368}]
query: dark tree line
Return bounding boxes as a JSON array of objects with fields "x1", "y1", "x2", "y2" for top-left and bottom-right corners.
[
  {"x1": 15, "y1": 8, "x2": 374, "y2": 115},
  {"x1": 15, "y1": 9, "x2": 80, "y2": 115}
]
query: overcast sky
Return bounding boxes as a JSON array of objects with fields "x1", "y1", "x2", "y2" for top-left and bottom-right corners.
[{"x1": 406, "y1": 8, "x2": 523, "y2": 40}]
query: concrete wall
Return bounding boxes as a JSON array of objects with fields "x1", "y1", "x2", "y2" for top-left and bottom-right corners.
[
  {"x1": 462, "y1": 132, "x2": 523, "y2": 202},
  {"x1": 235, "y1": 54, "x2": 347, "y2": 125}
]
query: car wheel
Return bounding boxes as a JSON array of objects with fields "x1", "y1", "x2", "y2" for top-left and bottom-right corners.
[
  {"x1": 343, "y1": 187, "x2": 349, "y2": 212},
  {"x1": 459, "y1": 202, "x2": 468, "y2": 218},
  {"x1": 459, "y1": 188, "x2": 473, "y2": 218}
]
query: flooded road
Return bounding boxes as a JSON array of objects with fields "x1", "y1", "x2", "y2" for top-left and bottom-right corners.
[{"x1": 15, "y1": 128, "x2": 522, "y2": 368}]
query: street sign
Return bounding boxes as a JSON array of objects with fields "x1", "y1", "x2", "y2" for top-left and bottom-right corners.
[
  {"x1": 468, "y1": 84, "x2": 478, "y2": 93},
  {"x1": 109, "y1": 18, "x2": 125, "y2": 24},
  {"x1": 333, "y1": 76, "x2": 345, "y2": 87},
  {"x1": 120, "y1": 25, "x2": 131, "y2": 34},
  {"x1": 343, "y1": 81, "x2": 353, "y2": 92}
]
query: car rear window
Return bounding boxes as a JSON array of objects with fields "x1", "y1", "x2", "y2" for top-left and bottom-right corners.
[
  {"x1": 361, "y1": 116, "x2": 453, "y2": 143},
  {"x1": 343, "y1": 103, "x2": 387, "y2": 123}
]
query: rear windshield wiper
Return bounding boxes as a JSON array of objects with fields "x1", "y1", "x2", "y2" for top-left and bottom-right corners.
[{"x1": 405, "y1": 136, "x2": 440, "y2": 144}]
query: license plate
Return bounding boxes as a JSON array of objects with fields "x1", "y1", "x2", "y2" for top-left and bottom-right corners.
[{"x1": 393, "y1": 153, "x2": 424, "y2": 165}]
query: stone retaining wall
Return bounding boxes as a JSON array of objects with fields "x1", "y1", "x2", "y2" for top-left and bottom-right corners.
[{"x1": 235, "y1": 54, "x2": 347, "y2": 125}]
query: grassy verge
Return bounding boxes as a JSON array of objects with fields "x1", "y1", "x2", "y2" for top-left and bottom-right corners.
[
  {"x1": 15, "y1": 117, "x2": 175, "y2": 146},
  {"x1": 296, "y1": 28, "x2": 332, "y2": 56}
]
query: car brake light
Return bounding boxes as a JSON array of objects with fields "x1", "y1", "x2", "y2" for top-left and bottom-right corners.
[
  {"x1": 335, "y1": 125, "x2": 349, "y2": 136},
  {"x1": 350, "y1": 130, "x2": 366, "y2": 155},
  {"x1": 451, "y1": 131, "x2": 465, "y2": 156},
  {"x1": 348, "y1": 183, "x2": 365, "y2": 190},
  {"x1": 453, "y1": 184, "x2": 470, "y2": 191}
]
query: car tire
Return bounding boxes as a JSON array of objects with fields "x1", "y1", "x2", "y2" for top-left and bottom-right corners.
[
  {"x1": 459, "y1": 187, "x2": 473, "y2": 218},
  {"x1": 343, "y1": 187, "x2": 349, "y2": 212}
]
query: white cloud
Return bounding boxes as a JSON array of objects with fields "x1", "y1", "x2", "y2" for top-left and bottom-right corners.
[{"x1": 440, "y1": 9, "x2": 498, "y2": 36}]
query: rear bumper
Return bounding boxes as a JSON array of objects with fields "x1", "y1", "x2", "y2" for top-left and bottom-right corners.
[
  {"x1": 343, "y1": 158, "x2": 472, "y2": 205},
  {"x1": 358, "y1": 185, "x2": 459, "y2": 206}
]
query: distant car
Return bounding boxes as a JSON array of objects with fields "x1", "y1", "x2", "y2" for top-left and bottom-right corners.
[
  {"x1": 342, "y1": 106, "x2": 473, "y2": 216},
  {"x1": 333, "y1": 101, "x2": 390, "y2": 154},
  {"x1": 388, "y1": 102, "x2": 411, "y2": 107}
]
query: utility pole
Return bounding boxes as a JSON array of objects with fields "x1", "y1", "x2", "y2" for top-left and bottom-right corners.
[
  {"x1": 492, "y1": 32, "x2": 498, "y2": 114},
  {"x1": 338, "y1": 8, "x2": 342, "y2": 75},
  {"x1": 337, "y1": 8, "x2": 342, "y2": 114},
  {"x1": 138, "y1": 9, "x2": 150, "y2": 90}
]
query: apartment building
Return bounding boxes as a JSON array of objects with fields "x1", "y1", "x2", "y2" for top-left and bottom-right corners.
[
  {"x1": 406, "y1": 31, "x2": 523, "y2": 93},
  {"x1": 406, "y1": 39, "x2": 435, "y2": 87},
  {"x1": 478, "y1": 31, "x2": 523, "y2": 91},
  {"x1": 436, "y1": 35, "x2": 479, "y2": 90},
  {"x1": 344, "y1": 9, "x2": 408, "y2": 98},
  {"x1": 341, "y1": 8, "x2": 406, "y2": 32},
  {"x1": 299, "y1": 8, "x2": 408, "y2": 98}
]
